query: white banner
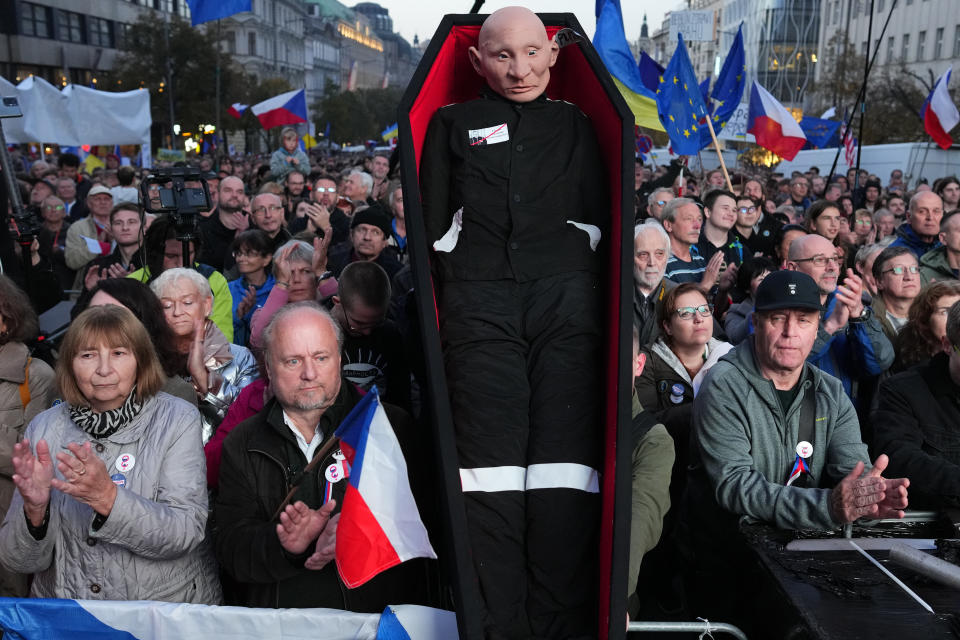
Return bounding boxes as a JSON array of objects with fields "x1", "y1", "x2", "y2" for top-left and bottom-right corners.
[
  {"x1": 670, "y1": 11, "x2": 715, "y2": 42},
  {"x1": 717, "y1": 103, "x2": 755, "y2": 142},
  {"x1": 0, "y1": 75, "x2": 152, "y2": 166}
]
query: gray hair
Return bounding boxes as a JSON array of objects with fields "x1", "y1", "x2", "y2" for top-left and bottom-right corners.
[
  {"x1": 660, "y1": 197, "x2": 697, "y2": 224},
  {"x1": 272, "y1": 240, "x2": 313, "y2": 278},
  {"x1": 872, "y1": 245, "x2": 916, "y2": 283},
  {"x1": 854, "y1": 243, "x2": 885, "y2": 271},
  {"x1": 350, "y1": 170, "x2": 373, "y2": 197},
  {"x1": 634, "y1": 219, "x2": 671, "y2": 251},
  {"x1": 647, "y1": 187, "x2": 674, "y2": 207},
  {"x1": 873, "y1": 208, "x2": 894, "y2": 224},
  {"x1": 262, "y1": 301, "x2": 343, "y2": 360},
  {"x1": 150, "y1": 267, "x2": 212, "y2": 301}
]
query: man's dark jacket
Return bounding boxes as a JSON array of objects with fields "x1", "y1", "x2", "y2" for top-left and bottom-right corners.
[
  {"x1": 871, "y1": 352, "x2": 960, "y2": 507},
  {"x1": 213, "y1": 382, "x2": 437, "y2": 609}
]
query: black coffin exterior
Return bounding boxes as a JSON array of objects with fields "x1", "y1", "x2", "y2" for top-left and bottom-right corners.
[{"x1": 397, "y1": 14, "x2": 634, "y2": 640}]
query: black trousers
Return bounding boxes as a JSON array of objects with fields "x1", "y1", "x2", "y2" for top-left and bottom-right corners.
[{"x1": 439, "y1": 272, "x2": 602, "y2": 640}]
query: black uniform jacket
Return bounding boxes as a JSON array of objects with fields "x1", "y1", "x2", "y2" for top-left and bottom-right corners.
[{"x1": 419, "y1": 86, "x2": 608, "y2": 283}]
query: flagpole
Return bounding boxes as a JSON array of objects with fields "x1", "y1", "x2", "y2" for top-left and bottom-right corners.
[
  {"x1": 215, "y1": 18, "x2": 222, "y2": 170},
  {"x1": 917, "y1": 141, "x2": 932, "y2": 187},
  {"x1": 704, "y1": 115, "x2": 734, "y2": 192},
  {"x1": 827, "y1": 0, "x2": 897, "y2": 181},
  {"x1": 853, "y1": 0, "x2": 876, "y2": 193},
  {"x1": 272, "y1": 436, "x2": 342, "y2": 520}
]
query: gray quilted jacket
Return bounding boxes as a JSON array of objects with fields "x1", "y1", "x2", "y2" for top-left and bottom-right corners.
[{"x1": 0, "y1": 392, "x2": 222, "y2": 603}]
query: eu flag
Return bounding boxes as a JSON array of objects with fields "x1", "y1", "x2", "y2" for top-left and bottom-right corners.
[
  {"x1": 656, "y1": 34, "x2": 709, "y2": 156},
  {"x1": 638, "y1": 50, "x2": 664, "y2": 95},
  {"x1": 185, "y1": 0, "x2": 252, "y2": 26},
  {"x1": 799, "y1": 117, "x2": 841, "y2": 149},
  {"x1": 700, "y1": 23, "x2": 746, "y2": 149}
]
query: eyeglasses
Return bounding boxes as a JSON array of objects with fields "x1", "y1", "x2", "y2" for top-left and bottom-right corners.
[
  {"x1": 738, "y1": 206, "x2": 757, "y2": 214},
  {"x1": 43, "y1": 204, "x2": 65, "y2": 211},
  {"x1": 232, "y1": 250, "x2": 266, "y2": 259},
  {"x1": 882, "y1": 265, "x2": 919, "y2": 276},
  {"x1": 855, "y1": 219, "x2": 872, "y2": 226},
  {"x1": 315, "y1": 187, "x2": 337, "y2": 193},
  {"x1": 793, "y1": 254, "x2": 842, "y2": 267},
  {"x1": 655, "y1": 200, "x2": 668, "y2": 206},
  {"x1": 674, "y1": 304, "x2": 712, "y2": 320}
]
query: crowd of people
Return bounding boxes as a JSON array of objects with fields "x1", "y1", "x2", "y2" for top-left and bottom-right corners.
[
  {"x1": 630, "y1": 160, "x2": 960, "y2": 630},
  {"x1": 1, "y1": 117, "x2": 960, "y2": 634}
]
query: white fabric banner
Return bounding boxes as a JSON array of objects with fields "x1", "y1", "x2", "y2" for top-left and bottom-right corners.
[{"x1": 0, "y1": 75, "x2": 152, "y2": 166}]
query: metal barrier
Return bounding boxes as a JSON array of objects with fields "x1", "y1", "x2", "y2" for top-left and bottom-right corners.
[{"x1": 627, "y1": 620, "x2": 748, "y2": 640}]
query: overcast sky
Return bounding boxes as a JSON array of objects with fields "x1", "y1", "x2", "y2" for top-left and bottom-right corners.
[{"x1": 371, "y1": 1, "x2": 669, "y2": 47}]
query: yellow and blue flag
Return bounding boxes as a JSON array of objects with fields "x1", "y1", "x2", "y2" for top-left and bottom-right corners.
[
  {"x1": 593, "y1": 0, "x2": 664, "y2": 131},
  {"x1": 656, "y1": 34, "x2": 709, "y2": 155}
]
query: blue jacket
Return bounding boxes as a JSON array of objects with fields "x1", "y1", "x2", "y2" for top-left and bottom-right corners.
[
  {"x1": 228, "y1": 275, "x2": 276, "y2": 347},
  {"x1": 807, "y1": 292, "x2": 893, "y2": 402},
  {"x1": 888, "y1": 223, "x2": 941, "y2": 260}
]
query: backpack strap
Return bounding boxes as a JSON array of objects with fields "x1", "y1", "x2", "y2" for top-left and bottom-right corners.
[{"x1": 18, "y1": 357, "x2": 31, "y2": 408}]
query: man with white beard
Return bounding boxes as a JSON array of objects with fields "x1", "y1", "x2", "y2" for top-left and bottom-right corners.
[{"x1": 633, "y1": 220, "x2": 676, "y2": 346}]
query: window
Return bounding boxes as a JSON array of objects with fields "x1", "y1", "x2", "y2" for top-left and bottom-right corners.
[
  {"x1": 57, "y1": 10, "x2": 84, "y2": 44},
  {"x1": 906, "y1": 0, "x2": 914, "y2": 4},
  {"x1": 954, "y1": 25, "x2": 960, "y2": 58},
  {"x1": 20, "y1": 3, "x2": 52, "y2": 38},
  {"x1": 861, "y1": 40, "x2": 868, "y2": 56},
  {"x1": 917, "y1": 30, "x2": 926, "y2": 60},
  {"x1": 887, "y1": 36, "x2": 895, "y2": 62},
  {"x1": 248, "y1": 31, "x2": 256, "y2": 56},
  {"x1": 155, "y1": 0, "x2": 174, "y2": 12},
  {"x1": 833, "y1": 0, "x2": 841, "y2": 25},
  {"x1": 901, "y1": 33, "x2": 910, "y2": 61},
  {"x1": 935, "y1": 27, "x2": 944, "y2": 58},
  {"x1": 878, "y1": 0, "x2": 884, "y2": 11},
  {"x1": 225, "y1": 31, "x2": 236, "y2": 54},
  {"x1": 116, "y1": 23, "x2": 130, "y2": 48},
  {"x1": 88, "y1": 17, "x2": 113, "y2": 48}
]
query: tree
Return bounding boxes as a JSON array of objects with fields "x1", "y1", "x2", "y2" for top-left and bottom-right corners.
[
  {"x1": 113, "y1": 13, "x2": 245, "y2": 147},
  {"x1": 312, "y1": 86, "x2": 404, "y2": 144}
]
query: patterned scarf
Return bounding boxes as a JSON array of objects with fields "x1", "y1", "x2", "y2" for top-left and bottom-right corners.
[{"x1": 69, "y1": 388, "x2": 144, "y2": 439}]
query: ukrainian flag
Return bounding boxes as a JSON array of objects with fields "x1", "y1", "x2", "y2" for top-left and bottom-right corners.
[
  {"x1": 592, "y1": 0, "x2": 664, "y2": 131},
  {"x1": 381, "y1": 122, "x2": 398, "y2": 142}
]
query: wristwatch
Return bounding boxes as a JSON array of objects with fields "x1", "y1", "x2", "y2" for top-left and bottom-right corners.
[{"x1": 849, "y1": 306, "x2": 873, "y2": 323}]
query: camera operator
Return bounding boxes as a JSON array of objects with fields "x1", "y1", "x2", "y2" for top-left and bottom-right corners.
[{"x1": 0, "y1": 170, "x2": 61, "y2": 313}]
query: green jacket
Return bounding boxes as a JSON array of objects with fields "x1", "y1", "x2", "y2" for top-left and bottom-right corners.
[
  {"x1": 628, "y1": 392, "x2": 673, "y2": 604},
  {"x1": 919, "y1": 245, "x2": 958, "y2": 285},
  {"x1": 691, "y1": 338, "x2": 869, "y2": 532},
  {"x1": 128, "y1": 264, "x2": 234, "y2": 343}
]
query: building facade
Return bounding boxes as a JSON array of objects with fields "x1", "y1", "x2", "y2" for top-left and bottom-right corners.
[
  {"x1": 720, "y1": 0, "x2": 820, "y2": 107},
  {"x1": 817, "y1": 0, "x2": 960, "y2": 87},
  {"x1": 0, "y1": 0, "x2": 191, "y2": 87}
]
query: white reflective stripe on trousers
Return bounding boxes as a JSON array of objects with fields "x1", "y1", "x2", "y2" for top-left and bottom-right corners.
[
  {"x1": 526, "y1": 463, "x2": 599, "y2": 493},
  {"x1": 460, "y1": 466, "x2": 526, "y2": 492},
  {"x1": 459, "y1": 464, "x2": 599, "y2": 493}
]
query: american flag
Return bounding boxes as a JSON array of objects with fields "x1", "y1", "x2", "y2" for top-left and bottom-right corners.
[{"x1": 839, "y1": 121, "x2": 857, "y2": 167}]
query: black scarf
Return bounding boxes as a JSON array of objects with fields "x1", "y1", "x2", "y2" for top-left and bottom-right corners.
[{"x1": 69, "y1": 388, "x2": 144, "y2": 439}]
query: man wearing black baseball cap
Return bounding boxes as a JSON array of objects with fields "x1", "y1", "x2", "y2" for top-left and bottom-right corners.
[
  {"x1": 326, "y1": 203, "x2": 402, "y2": 281},
  {"x1": 680, "y1": 270, "x2": 909, "y2": 632}
]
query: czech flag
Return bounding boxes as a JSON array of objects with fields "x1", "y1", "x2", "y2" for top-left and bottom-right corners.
[
  {"x1": 227, "y1": 102, "x2": 247, "y2": 119},
  {"x1": 747, "y1": 81, "x2": 806, "y2": 161},
  {"x1": 922, "y1": 66, "x2": 960, "y2": 150},
  {"x1": 0, "y1": 598, "x2": 456, "y2": 639},
  {"x1": 250, "y1": 89, "x2": 307, "y2": 130},
  {"x1": 334, "y1": 387, "x2": 436, "y2": 589}
]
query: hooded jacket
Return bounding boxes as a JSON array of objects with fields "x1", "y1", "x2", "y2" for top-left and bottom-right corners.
[
  {"x1": 889, "y1": 222, "x2": 941, "y2": 261},
  {"x1": 688, "y1": 338, "x2": 870, "y2": 533},
  {"x1": 919, "y1": 245, "x2": 958, "y2": 285}
]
